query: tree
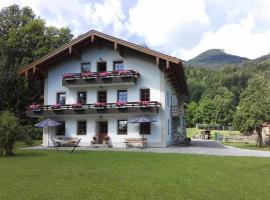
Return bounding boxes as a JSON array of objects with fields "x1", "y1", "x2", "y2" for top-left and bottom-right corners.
[
  {"x1": 185, "y1": 101, "x2": 199, "y2": 127},
  {"x1": 0, "y1": 111, "x2": 23, "y2": 156},
  {"x1": 0, "y1": 4, "x2": 73, "y2": 118},
  {"x1": 233, "y1": 75, "x2": 270, "y2": 146}
]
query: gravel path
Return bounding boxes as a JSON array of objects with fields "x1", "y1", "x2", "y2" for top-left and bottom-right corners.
[{"x1": 23, "y1": 139, "x2": 270, "y2": 157}]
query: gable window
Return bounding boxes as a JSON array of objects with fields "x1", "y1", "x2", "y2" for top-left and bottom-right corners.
[
  {"x1": 56, "y1": 121, "x2": 65, "y2": 136},
  {"x1": 113, "y1": 61, "x2": 124, "y2": 71},
  {"x1": 97, "y1": 91, "x2": 107, "y2": 103},
  {"x1": 77, "y1": 121, "x2": 87, "y2": 135},
  {"x1": 81, "y1": 62, "x2": 91, "y2": 72},
  {"x1": 77, "y1": 92, "x2": 87, "y2": 104},
  {"x1": 140, "y1": 89, "x2": 150, "y2": 101},
  {"x1": 97, "y1": 62, "x2": 107, "y2": 72},
  {"x1": 140, "y1": 122, "x2": 151, "y2": 135},
  {"x1": 117, "y1": 120, "x2": 127, "y2": 135},
  {"x1": 57, "y1": 93, "x2": 66, "y2": 105},
  {"x1": 117, "y1": 90, "x2": 127, "y2": 102}
]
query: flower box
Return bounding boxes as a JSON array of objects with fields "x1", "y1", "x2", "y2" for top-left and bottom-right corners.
[
  {"x1": 118, "y1": 70, "x2": 131, "y2": 77},
  {"x1": 29, "y1": 104, "x2": 41, "y2": 112},
  {"x1": 51, "y1": 104, "x2": 62, "y2": 110},
  {"x1": 138, "y1": 101, "x2": 150, "y2": 107},
  {"x1": 115, "y1": 102, "x2": 127, "y2": 108},
  {"x1": 98, "y1": 72, "x2": 111, "y2": 79},
  {"x1": 81, "y1": 72, "x2": 95, "y2": 80},
  {"x1": 62, "y1": 73, "x2": 75, "y2": 80},
  {"x1": 94, "y1": 102, "x2": 106, "y2": 109},
  {"x1": 71, "y1": 103, "x2": 83, "y2": 110}
]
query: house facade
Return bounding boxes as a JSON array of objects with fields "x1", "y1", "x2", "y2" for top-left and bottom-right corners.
[{"x1": 19, "y1": 30, "x2": 188, "y2": 147}]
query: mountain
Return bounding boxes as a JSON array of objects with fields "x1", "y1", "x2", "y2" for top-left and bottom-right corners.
[
  {"x1": 185, "y1": 49, "x2": 250, "y2": 67},
  {"x1": 253, "y1": 53, "x2": 270, "y2": 63}
]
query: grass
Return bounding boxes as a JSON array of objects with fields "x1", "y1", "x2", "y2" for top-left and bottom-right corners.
[
  {"x1": 15, "y1": 140, "x2": 42, "y2": 148},
  {"x1": 1, "y1": 150, "x2": 270, "y2": 200},
  {"x1": 187, "y1": 128, "x2": 240, "y2": 139}
]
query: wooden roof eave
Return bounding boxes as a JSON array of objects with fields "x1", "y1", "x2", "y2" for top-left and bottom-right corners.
[{"x1": 18, "y1": 30, "x2": 181, "y2": 75}]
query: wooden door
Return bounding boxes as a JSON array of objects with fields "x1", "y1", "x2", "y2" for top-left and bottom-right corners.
[{"x1": 98, "y1": 121, "x2": 108, "y2": 144}]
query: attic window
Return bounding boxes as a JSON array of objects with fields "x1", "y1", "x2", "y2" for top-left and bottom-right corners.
[{"x1": 113, "y1": 61, "x2": 123, "y2": 71}]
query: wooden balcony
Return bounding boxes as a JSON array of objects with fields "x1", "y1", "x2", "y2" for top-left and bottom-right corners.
[
  {"x1": 26, "y1": 101, "x2": 160, "y2": 117},
  {"x1": 62, "y1": 70, "x2": 139, "y2": 87},
  {"x1": 171, "y1": 106, "x2": 184, "y2": 117}
]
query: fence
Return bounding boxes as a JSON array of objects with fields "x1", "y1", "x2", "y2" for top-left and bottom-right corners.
[
  {"x1": 196, "y1": 124, "x2": 233, "y2": 131},
  {"x1": 223, "y1": 135, "x2": 257, "y2": 144}
]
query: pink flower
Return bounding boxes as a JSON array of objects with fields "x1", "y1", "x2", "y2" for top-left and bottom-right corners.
[
  {"x1": 116, "y1": 102, "x2": 127, "y2": 107},
  {"x1": 71, "y1": 102, "x2": 82, "y2": 108},
  {"x1": 94, "y1": 102, "x2": 106, "y2": 107},
  {"x1": 118, "y1": 70, "x2": 130, "y2": 76},
  {"x1": 138, "y1": 101, "x2": 150, "y2": 106},
  {"x1": 29, "y1": 104, "x2": 40, "y2": 110},
  {"x1": 81, "y1": 72, "x2": 93, "y2": 78},
  {"x1": 98, "y1": 71, "x2": 111, "y2": 77},
  {"x1": 51, "y1": 104, "x2": 61, "y2": 109},
  {"x1": 62, "y1": 73, "x2": 74, "y2": 79}
]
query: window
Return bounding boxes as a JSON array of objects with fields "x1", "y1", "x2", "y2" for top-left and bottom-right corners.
[
  {"x1": 56, "y1": 121, "x2": 65, "y2": 136},
  {"x1": 77, "y1": 92, "x2": 87, "y2": 104},
  {"x1": 77, "y1": 121, "x2": 86, "y2": 135},
  {"x1": 167, "y1": 91, "x2": 169, "y2": 106},
  {"x1": 140, "y1": 122, "x2": 151, "y2": 135},
  {"x1": 81, "y1": 62, "x2": 91, "y2": 72},
  {"x1": 117, "y1": 90, "x2": 127, "y2": 102},
  {"x1": 140, "y1": 89, "x2": 150, "y2": 101},
  {"x1": 113, "y1": 61, "x2": 124, "y2": 71},
  {"x1": 97, "y1": 91, "x2": 107, "y2": 103},
  {"x1": 57, "y1": 93, "x2": 66, "y2": 105},
  {"x1": 97, "y1": 62, "x2": 107, "y2": 72},
  {"x1": 118, "y1": 120, "x2": 127, "y2": 135},
  {"x1": 168, "y1": 119, "x2": 170, "y2": 135}
]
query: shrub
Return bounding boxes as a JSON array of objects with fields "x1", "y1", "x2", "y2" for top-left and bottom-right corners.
[{"x1": 0, "y1": 111, "x2": 23, "y2": 156}]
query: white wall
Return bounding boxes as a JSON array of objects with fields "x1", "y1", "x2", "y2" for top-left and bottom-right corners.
[{"x1": 43, "y1": 45, "x2": 169, "y2": 147}]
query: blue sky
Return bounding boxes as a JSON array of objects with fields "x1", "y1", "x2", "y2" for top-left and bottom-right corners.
[{"x1": 1, "y1": 0, "x2": 270, "y2": 60}]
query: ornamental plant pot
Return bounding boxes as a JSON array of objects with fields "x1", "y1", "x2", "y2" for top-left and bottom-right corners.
[
  {"x1": 52, "y1": 108, "x2": 62, "y2": 111},
  {"x1": 95, "y1": 106, "x2": 105, "y2": 110},
  {"x1": 82, "y1": 76, "x2": 96, "y2": 80},
  {"x1": 64, "y1": 78, "x2": 75, "y2": 81}
]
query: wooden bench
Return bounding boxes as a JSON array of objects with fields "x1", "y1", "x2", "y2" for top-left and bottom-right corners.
[{"x1": 124, "y1": 138, "x2": 147, "y2": 148}]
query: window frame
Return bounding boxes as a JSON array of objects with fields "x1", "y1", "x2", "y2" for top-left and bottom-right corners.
[
  {"x1": 140, "y1": 88, "x2": 150, "y2": 101},
  {"x1": 97, "y1": 90, "x2": 107, "y2": 103},
  {"x1": 117, "y1": 90, "x2": 127, "y2": 102},
  {"x1": 113, "y1": 60, "x2": 124, "y2": 71},
  {"x1": 56, "y1": 92, "x2": 66, "y2": 105},
  {"x1": 81, "y1": 62, "x2": 91, "y2": 73},
  {"x1": 140, "y1": 122, "x2": 151, "y2": 135},
  {"x1": 77, "y1": 121, "x2": 87, "y2": 135},
  {"x1": 117, "y1": 120, "x2": 128, "y2": 135},
  {"x1": 77, "y1": 91, "x2": 87, "y2": 104}
]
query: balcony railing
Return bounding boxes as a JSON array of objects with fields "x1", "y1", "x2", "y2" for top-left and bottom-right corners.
[
  {"x1": 171, "y1": 106, "x2": 184, "y2": 116},
  {"x1": 26, "y1": 101, "x2": 160, "y2": 117},
  {"x1": 62, "y1": 70, "x2": 140, "y2": 87}
]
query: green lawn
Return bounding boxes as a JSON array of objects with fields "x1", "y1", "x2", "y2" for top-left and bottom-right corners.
[
  {"x1": 222, "y1": 142, "x2": 270, "y2": 151},
  {"x1": 1, "y1": 150, "x2": 270, "y2": 200},
  {"x1": 187, "y1": 128, "x2": 240, "y2": 139}
]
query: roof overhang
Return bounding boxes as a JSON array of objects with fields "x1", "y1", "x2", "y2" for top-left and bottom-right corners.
[{"x1": 18, "y1": 30, "x2": 188, "y2": 96}]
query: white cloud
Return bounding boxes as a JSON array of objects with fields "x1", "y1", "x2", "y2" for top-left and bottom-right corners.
[
  {"x1": 126, "y1": 0, "x2": 210, "y2": 49},
  {"x1": 0, "y1": 0, "x2": 126, "y2": 36}
]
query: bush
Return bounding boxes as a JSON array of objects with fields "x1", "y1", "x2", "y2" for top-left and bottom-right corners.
[{"x1": 0, "y1": 111, "x2": 23, "y2": 156}]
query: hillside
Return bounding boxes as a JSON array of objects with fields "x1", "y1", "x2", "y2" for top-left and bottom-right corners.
[
  {"x1": 253, "y1": 53, "x2": 270, "y2": 63},
  {"x1": 186, "y1": 49, "x2": 250, "y2": 67}
]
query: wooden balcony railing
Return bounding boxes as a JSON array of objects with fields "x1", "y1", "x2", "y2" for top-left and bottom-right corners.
[
  {"x1": 26, "y1": 101, "x2": 160, "y2": 117},
  {"x1": 62, "y1": 70, "x2": 140, "y2": 87}
]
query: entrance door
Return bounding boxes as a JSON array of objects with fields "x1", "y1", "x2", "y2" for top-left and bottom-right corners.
[
  {"x1": 98, "y1": 121, "x2": 108, "y2": 144},
  {"x1": 97, "y1": 62, "x2": 107, "y2": 72}
]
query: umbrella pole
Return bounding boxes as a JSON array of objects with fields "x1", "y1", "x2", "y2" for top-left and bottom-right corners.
[{"x1": 48, "y1": 126, "x2": 49, "y2": 147}]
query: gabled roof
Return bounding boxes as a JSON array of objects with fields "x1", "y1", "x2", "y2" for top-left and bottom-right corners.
[{"x1": 19, "y1": 30, "x2": 188, "y2": 96}]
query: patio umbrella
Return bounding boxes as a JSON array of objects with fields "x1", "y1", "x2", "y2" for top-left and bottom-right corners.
[
  {"x1": 128, "y1": 116, "x2": 157, "y2": 123},
  {"x1": 35, "y1": 119, "x2": 62, "y2": 147},
  {"x1": 128, "y1": 116, "x2": 157, "y2": 143}
]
